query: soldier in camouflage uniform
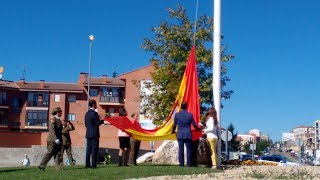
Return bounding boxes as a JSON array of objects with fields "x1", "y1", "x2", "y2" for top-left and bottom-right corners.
[
  {"x1": 61, "y1": 119, "x2": 75, "y2": 165},
  {"x1": 39, "y1": 107, "x2": 63, "y2": 170}
]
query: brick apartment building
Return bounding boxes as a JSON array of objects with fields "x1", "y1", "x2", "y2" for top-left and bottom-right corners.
[{"x1": 0, "y1": 64, "x2": 160, "y2": 150}]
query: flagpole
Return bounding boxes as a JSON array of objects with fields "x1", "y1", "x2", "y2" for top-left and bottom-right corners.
[{"x1": 213, "y1": 0, "x2": 222, "y2": 168}]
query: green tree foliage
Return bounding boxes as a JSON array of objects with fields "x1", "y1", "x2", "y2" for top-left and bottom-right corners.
[
  {"x1": 243, "y1": 143, "x2": 250, "y2": 153},
  {"x1": 243, "y1": 140, "x2": 271, "y2": 155},
  {"x1": 141, "y1": 4, "x2": 234, "y2": 124}
]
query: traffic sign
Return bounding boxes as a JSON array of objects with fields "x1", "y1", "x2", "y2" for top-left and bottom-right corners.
[
  {"x1": 250, "y1": 144, "x2": 256, "y2": 150},
  {"x1": 221, "y1": 130, "x2": 232, "y2": 142}
]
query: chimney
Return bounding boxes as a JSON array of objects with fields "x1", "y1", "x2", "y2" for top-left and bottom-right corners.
[
  {"x1": 40, "y1": 80, "x2": 45, "y2": 89},
  {"x1": 102, "y1": 75, "x2": 108, "y2": 84},
  {"x1": 78, "y1": 72, "x2": 88, "y2": 85},
  {"x1": 20, "y1": 78, "x2": 25, "y2": 84}
]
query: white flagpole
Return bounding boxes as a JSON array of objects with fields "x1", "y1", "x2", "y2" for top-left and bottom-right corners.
[{"x1": 213, "y1": 0, "x2": 222, "y2": 168}]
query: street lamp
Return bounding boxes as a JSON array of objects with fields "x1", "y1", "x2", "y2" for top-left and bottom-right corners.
[{"x1": 88, "y1": 35, "x2": 95, "y2": 110}]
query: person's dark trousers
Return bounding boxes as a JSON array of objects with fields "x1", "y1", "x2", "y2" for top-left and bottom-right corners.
[
  {"x1": 191, "y1": 139, "x2": 199, "y2": 167},
  {"x1": 39, "y1": 142, "x2": 62, "y2": 169},
  {"x1": 129, "y1": 138, "x2": 141, "y2": 165},
  {"x1": 86, "y1": 138, "x2": 99, "y2": 168},
  {"x1": 178, "y1": 139, "x2": 192, "y2": 167},
  {"x1": 133, "y1": 140, "x2": 141, "y2": 165}
]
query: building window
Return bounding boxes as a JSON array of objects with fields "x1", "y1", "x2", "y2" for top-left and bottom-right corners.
[
  {"x1": 89, "y1": 89, "x2": 98, "y2": 97},
  {"x1": 101, "y1": 87, "x2": 119, "y2": 97},
  {"x1": 26, "y1": 110, "x2": 48, "y2": 126},
  {"x1": 0, "y1": 91, "x2": 7, "y2": 105},
  {"x1": 12, "y1": 97, "x2": 21, "y2": 108},
  {"x1": 54, "y1": 94, "x2": 60, "y2": 102},
  {"x1": 100, "y1": 87, "x2": 124, "y2": 103},
  {"x1": 27, "y1": 92, "x2": 49, "y2": 106},
  {"x1": 0, "y1": 110, "x2": 8, "y2": 126},
  {"x1": 68, "y1": 113, "x2": 76, "y2": 121},
  {"x1": 68, "y1": 95, "x2": 76, "y2": 102}
]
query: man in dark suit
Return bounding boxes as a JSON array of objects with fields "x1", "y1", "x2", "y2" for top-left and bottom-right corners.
[
  {"x1": 85, "y1": 99, "x2": 104, "y2": 168},
  {"x1": 171, "y1": 102, "x2": 201, "y2": 167}
]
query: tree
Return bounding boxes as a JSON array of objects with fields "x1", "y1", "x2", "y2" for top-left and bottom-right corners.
[
  {"x1": 243, "y1": 140, "x2": 270, "y2": 155},
  {"x1": 141, "y1": 4, "x2": 234, "y2": 124}
]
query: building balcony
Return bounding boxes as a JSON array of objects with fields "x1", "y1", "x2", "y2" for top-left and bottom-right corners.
[
  {"x1": 99, "y1": 96, "x2": 124, "y2": 105},
  {"x1": 25, "y1": 119, "x2": 48, "y2": 130},
  {"x1": 27, "y1": 101, "x2": 49, "y2": 107}
]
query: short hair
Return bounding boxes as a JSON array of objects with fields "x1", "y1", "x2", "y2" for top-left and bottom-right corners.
[
  {"x1": 89, "y1": 99, "x2": 96, "y2": 108},
  {"x1": 181, "y1": 102, "x2": 187, "y2": 110},
  {"x1": 51, "y1": 107, "x2": 62, "y2": 115},
  {"x1": 131, "y1": 113, "x2": 138, "y2": 118}
]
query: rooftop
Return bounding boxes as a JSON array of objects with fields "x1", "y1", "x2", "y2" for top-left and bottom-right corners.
[
  {"x1": 83, "y1": 77, "x2": 125, "y2": 87},
  {"x1": 16, "y1": 81, "x2": 83, "y2": 92},
  {"x1": 0, "y1": 80, "x2": 19, "y2": 89}
]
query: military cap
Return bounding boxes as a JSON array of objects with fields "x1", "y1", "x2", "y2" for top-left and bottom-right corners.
[{"x1": 51, "y1": 107, "x2": 62, "y2": 114}]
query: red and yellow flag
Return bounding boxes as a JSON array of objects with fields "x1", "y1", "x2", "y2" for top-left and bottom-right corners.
[{"x1": 104, "y1": 46, "x2": 202, "y2": 141}]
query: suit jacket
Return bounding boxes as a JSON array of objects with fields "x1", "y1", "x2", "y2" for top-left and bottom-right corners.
[
  {"x1": 47, "y1": 116, "x2": 62, "y2": 142},
  {"x1": 61, "y1": 121, "x2": 75, "y2": 145},
  {"x1": 85, "y1": 109, "x2": 103, "y2": 139},
  {"x1": 172, "y1": 110, "x2": 200, "y2": 139}
]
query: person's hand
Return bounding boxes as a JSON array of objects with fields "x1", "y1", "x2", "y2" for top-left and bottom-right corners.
[{"x1": 54, "y1": 139, "x2": 60, "y2": 145}]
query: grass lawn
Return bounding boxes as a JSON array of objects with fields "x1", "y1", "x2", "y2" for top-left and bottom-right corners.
[{"x1": 0, "y1": 164, "x2": 220, "y2": 179}]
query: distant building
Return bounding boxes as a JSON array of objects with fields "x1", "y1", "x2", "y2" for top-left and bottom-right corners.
[
  {"x1": 248, "y1": 129, "x2": 261, "y2": 142},
  {"x1": 237, "y1": 134, "x2": 255, "y2": 150},
  {"x1": 260, "y1": 134, "x2": 269, "y2": 142},
  {"x1": 282, "y1": 132, "x2": 295, "y2": 142},
  {"x1": 292, "y1": 125, "x2": 315, "y2": 154},
  {"x1": 315, "y1": 120, "x2": 320, "y2": 149}
]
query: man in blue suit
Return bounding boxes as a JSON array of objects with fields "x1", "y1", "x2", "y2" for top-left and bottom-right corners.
[
  {"x1": 171, "y1": 102, "x2": 201, "y2": 167},
  {"x1": 85, "y1": 99, "x2": 104, "y2": 168}
]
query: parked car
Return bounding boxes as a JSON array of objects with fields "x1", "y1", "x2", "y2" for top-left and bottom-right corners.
[
  {"x1": 240, "y1": 154, "x2": 258, "y2": 161},
  {"x1": 261, "y1": 155, "x2": 286, "y2": 163},
  {"x1": 302, "y1": 157, "x2": 314, "y2": 166},
  {"x1": 221, "y1": 151, "x2": 240, "y2": 161}
]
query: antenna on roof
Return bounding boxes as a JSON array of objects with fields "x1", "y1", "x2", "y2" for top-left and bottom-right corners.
[
  {"x1": 21, "y1": 64, "x2": 26, "y2": 80},
  {"x1": 112, "y1": 65, "x2": 119, "y2": 78}
]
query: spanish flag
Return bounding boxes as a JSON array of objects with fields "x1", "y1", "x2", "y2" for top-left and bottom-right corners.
[{"x1": 104, "y1": 46, "x2": 202, "y2": 141}]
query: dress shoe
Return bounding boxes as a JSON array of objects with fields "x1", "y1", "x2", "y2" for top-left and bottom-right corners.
[{"x1": 38, "y1": 166, "x2": 45, "y2": 171}]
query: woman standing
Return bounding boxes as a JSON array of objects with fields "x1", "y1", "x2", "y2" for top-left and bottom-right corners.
[
  {"x1": 203, "y1": 108, "x2": 219, "y2": 169},
  {"x1": 129, "y1": 113, "x2": 141, "y2": 165},
  {"x1": 118, "y1": 109, "x2": 131, "y2": 166}
]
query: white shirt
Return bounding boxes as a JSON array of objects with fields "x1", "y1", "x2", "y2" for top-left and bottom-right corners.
[
  {"x1": 118, "y1": 129, "x2": 129, "y2": 137},
  {"x1": 203, "y1": 117, "x2": 218, "y2": 139},
  {"x1": 22, "y1": 157, "x2": 30, "y2": 166}
]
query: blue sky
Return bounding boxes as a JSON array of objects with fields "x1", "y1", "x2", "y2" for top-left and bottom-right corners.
[{"x1": 1, "y1": 0, "x2": 319, "y2": 141}]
